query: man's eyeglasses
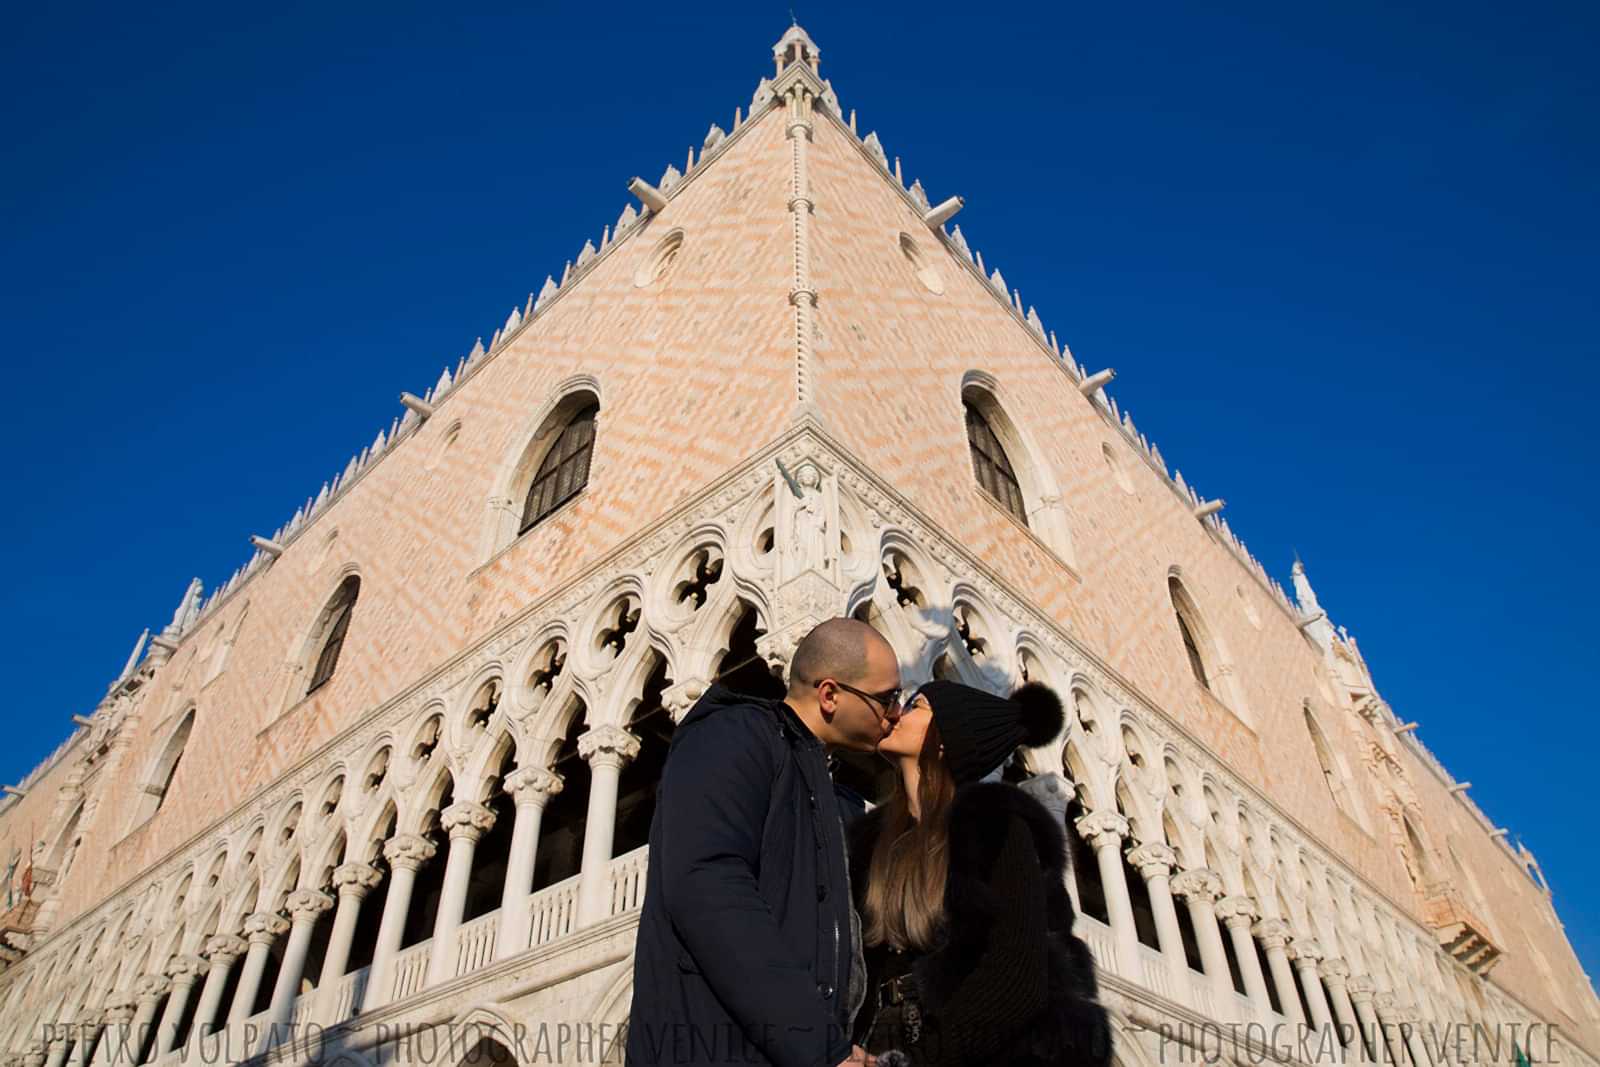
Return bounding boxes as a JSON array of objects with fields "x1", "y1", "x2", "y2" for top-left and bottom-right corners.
[{"x1": 816, "y1": 679, "x2": 902, "y2": 718}]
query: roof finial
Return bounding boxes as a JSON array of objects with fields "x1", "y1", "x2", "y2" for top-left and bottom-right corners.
[{"x1": 773, "y1": 23, "x2": 820, "y2": 75}]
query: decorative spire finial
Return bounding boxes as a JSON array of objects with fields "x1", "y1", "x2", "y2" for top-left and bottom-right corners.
[{"x1": 772, "y1": 23, "x2": 820, "y2": 76}]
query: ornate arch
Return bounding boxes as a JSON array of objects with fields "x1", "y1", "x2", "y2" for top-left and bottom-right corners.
[
  {"x1": 129, "y1": 706, "x2": 197, "y2": 827},
  {"x1": 959, "y1": 369, "x2": 1077, "y2": 567},
  {"x1": 483, "y1": 375, "x2": 604, "y2": 559}
]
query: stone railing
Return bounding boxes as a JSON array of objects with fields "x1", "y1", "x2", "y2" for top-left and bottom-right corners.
[
  {"x1": 450, "y1": 911, "x2": 498, "y2": 980},
  {"x1": 608, "y1": 846, "x2": 649, "y2": 917},
  {"x1": 388, "y1": 939, "x2": 431, "y2": 1003},
  {"x1": 522, "y1": 875, "x2": 580, "y2": 952},
  {"x1": 329, "y1": 966, "x2": 369, "y2": 1027}
]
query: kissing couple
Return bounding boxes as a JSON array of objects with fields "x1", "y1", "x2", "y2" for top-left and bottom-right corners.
[{"x1": 625, "y1": 618, "x2": 1111, "y2": 1066}]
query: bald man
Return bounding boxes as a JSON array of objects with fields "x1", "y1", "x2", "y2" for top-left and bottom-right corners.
[{"x1": 627, "y1": 618, "x2": 903, "y2": 1067}]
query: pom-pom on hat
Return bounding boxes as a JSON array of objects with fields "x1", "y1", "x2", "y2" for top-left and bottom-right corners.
[{"x1": 917, "y1": 680, "x2": 1065, "y2": 785}]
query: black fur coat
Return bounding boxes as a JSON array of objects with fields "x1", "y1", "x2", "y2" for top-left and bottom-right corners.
[{"x1": 848, "y1": 782, "x2": 1111, "y2": 1067}]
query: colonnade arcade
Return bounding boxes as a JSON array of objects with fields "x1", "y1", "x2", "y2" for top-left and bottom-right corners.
[{"x1": 0, "y1": 450, "x2": 1573, "y2": 1067}]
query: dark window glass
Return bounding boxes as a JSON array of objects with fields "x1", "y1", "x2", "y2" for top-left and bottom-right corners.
[
  {"x1": 521, "y1": 403, "x2": 599, "y2": 533},
  {"x1": 964, "y1": 401, "x2": 1028, "y2": 526}
]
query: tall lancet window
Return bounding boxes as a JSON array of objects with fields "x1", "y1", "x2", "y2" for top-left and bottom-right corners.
[
  {"x1": 1169, "y1": 576, "x2": 1211, "y2": 690},
  {"x1": 521, "y1": 402, "x2": 598, "y2": 532},
  {"x1": 964, "y1": 400, "x2": 1027, "y2": 525},
  {"x1": 308, "y1": 576, "x2": 360, "y2": 694}
]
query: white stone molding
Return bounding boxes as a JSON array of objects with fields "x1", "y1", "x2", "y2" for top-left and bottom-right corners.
[
  {"x1": 1170, "y1": 868, "x2": 1225, "y2": 905},
  {"x1": 1127, "y1": 842, "x2": 1178, "y2": 880},
  {"x1": 330, "y1": 862, "x2": 383, "y2": 900},
  {"x1": 201, "y1": 934, "x2": 246, "y2": 966},
  {"x1": 498, "y1": 769, "x2": 559, "y2": 814},
  {"x1": 438, "y1": 802, "x2": 495, "y2": 844},
  {"x1": 1075, "y1": 809, "x2": 1130, "y2": 850},
  {"x1": 576, "y1": 726, "x2": 640, "y2": 772},
  {"x1": 1215, "y1": 895, "x2": 1260, "y2": 929}
]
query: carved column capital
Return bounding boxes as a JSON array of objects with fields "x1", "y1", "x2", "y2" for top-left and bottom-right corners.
[
  {"x1": 1170, "y1": 868, "x2": 1224, "y2": 904},
  {"x1": 1073, "y1": 809, "x2": 1129, "y2": 850},
  {"x1": 1318, "y1": 956, "x2": 1351, "y2": 982},
  {"x1": 1373, "y1": 991, "x2": 1399, "y2": 1016},
  {"x1": 133, "y1": 974, "x2": 170, "y2": 1004},
  {"x1": 383, "y1": 832, "x2": 438, "y2": 871},
  {"x1": 331, "y1": 862, "x2": 383, "y2": 898},
  {"x1": 504, "y1": 767, "x2": 564, "y2": 806},
  {"x1": 1215, "y1": 895, "x2": 1260, "y2": 928},
  {"x1": 164, "y1": 954, "x2": 207, "y2": 982},
  {"x1": 440, "y1": 800, "x2": 496, "y2": 842},
  {"x1": 660, "y1": 679, "x2": 708, "y2": 723},
  {"x1": 102, "y1": 1000, "x2": 137, "y2": 1025},
  {"x1": 1252, "y1": 917, "x2": 1292, "y2": 950},
  {"x1": 242, "y1": 911, "x2": 290, "y2": 944},
  {"x1": 577, "y1": 725, "x2": 640, "y2": 770},
  {"x1": 203, "y1": 933, "x2": 247, "y2": 965},
  {"x1": 1127, "y1": 841, "x2": 1178, "y2": 880},
  {"x1": 284, "y1": 888, "x2": 334, "y2": 922},
  {"x1": 1288, "y1": 937, "x2": 1324, "y2": 964},
  {"x1": 1347, "y1": 975, "x2": 1376, "y2": 1003}
]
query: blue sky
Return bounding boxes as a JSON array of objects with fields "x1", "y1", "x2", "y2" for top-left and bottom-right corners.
[{"x1": 3, "y1": 0, "x2": 1595, "y2": 991}]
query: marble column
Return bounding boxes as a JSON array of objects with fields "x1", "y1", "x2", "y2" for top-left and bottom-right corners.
[
  {"x1": 87, "y1": 1001, "x2": 133, "y2": 1067},
  {"x1": 1073, "y1": 810, "x2": 1135, "y2": 976},
  {"x1": 183, "y1": 934, "x2": 244, "y2": 1052},
  {"x1": 41, "y1": 1038, "x2": 69, "y2": 1067},
  {"x1": 1288, "y1": 939, "x2": 1342, "y2": 1061},
  {"x1": 1321, "y1": 958, "x2": 1371, "y2": 1064},
  {"x1": 1216, "y1": 896, "x2": 1271, "y2": 1021},
  {"x1": 73, "y1": 1015, "x2": 107, "y2": 1067},
  {"x1": 424, "y1": 801, "x2": 496, "y2": 985},
  {"x1": 127, "y1": 977, "x2": 169, "y2": 1066},
  {"x1": 259, "y1": 890, "x2": 333, "y2": 1051},
  {"x1": 151, "y1": 956, "x2": 204, "y2": 1056},
  {"x1": 1171, "y1": 868, "x2": 1233, "y2": 1011},
  {"x1": 1254, "y1": 919, "x2": 1305, "y2": 1025},
  {"x1": 1374, "y1": 992, "x2": 1415, "y2": 1066},
  {"x1": 575, "y1": 726, "x2": 640, "y2": 926},
  {"x1": 364, "y1": 833, "x2": 436, "y2": 1010},
  {"x1": 1399, "y1": 1004, "x2": 1437, "y2": 1067},
  {"x1": 1349, "y1": 976, "x2": 1385, "y2": 1063},
  {"x1": 225, "y1": 913, "x2": 287, "y2": 1026},
  {"x1": 498, "y1": 767, "x2": 564, "y2": 953},
  {"x1": 1128, "y1": 842, "x2": 1187, "y2": 986},
  {"x1": 313, "y1": 862, "x2": 383, "y2": 1024}
]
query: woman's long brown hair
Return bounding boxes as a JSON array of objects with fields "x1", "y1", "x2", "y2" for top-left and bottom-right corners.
[{"x1": 861, "y1": 716, "x2": 959, "y2": 951}]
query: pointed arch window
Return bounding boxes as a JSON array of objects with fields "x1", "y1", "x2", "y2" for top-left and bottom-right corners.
[
  {"x1": 131, "y1": 709, "x2": 196, "y2": 826},
  {"x1": 964, "y1": 400, "x2": 1027, "y2": 525},
  {"x1": 1303, "y1": 704, "x2": 1355, "y2": 819},
  {"x1": 521, "y1": 402, "x2": 598, "y2": 533},
  {"x1": 1169, "y1": 577, "x2": 1211, "y2": 690},
  {"x1": 308, "y1": 577, "x2": 360, "y2": 694}
]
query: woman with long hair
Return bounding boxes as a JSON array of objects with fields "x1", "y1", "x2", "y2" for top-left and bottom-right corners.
[{"x1": 848, "y1": 681, "x2": 1110, "y2": 1066}]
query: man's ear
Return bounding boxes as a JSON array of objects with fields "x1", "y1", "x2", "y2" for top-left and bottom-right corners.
[{"x1": 815, "y1": 679, "x2": 836, "y2": 720}]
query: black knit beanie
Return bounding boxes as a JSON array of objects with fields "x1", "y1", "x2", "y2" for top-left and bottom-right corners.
[{"x1": 917, "y1": 680, "x2": 1066, "y2": 785}]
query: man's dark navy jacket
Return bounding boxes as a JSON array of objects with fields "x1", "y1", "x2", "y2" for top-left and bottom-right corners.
[{"x1": 625, "y1": 684, "x2": 859, "y2": 1067}]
